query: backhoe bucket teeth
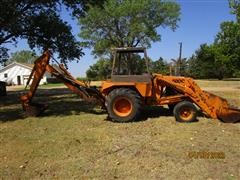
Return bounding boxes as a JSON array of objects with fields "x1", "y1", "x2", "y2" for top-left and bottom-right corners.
[{"x1": 24, "y1": 103, "x2": 48, "y2": 117}]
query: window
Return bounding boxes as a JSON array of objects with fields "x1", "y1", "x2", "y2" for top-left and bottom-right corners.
[{"x1": 4, "y1": 73, "x2": 7, "y2": 78}]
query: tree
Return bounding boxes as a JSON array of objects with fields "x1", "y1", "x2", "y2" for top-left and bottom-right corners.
[
  {"x1": 0, "y1": 0, "x2": 105, "y2": 65},
  {"x1": 7, "y1": 50, "x2": 37, "y2": 65},
  {"x1": 187, "y1": 44, "x2": 233, "y2": 79},
  {"x1": 229, "y1": 0, "x2": 240, "y2": 23},
  {"x1": 212, "y1": 0, "x2": 240, "y2": 77},
  {"x1": 187, "y1": 44, "x2": 215, "y2": 79},
  {"x1": 86, "y1": 58, "x2": 111, "y2": 80},
  {"x1": 79, "y1": 0, "x2": 180, "y2": 56},
  {"x1": 214, "y1": 21, "x2": 240, "y2": 77},
  {"x1": 150, "y1": 57, "x2": 169, "y2": 75},
  {"x1": 64, "y1": 0, "x2": 106, "y2": 17},
  {"x1": 0, "y1": 47, "x2": 8, "y2": 66}
]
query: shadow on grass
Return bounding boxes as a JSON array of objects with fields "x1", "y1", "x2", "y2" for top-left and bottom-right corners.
[
  {"x1": 134, "y1": 106, "x2": 201, "y2": 123},
  {"x1": 0, "y1": 88, "x2": 107, "y2": 122},
  {"x1": 42, "y1": 99, "x2": 106, "y2": 117},
  {"x1": 140, "y1": 106, "x2": 172, "y2": 120},
  {"x1": 0, "y1": 108, "x2": 24, "y2": 122},
  {"x1": 105, "y1": 106, "x2": 176, "y2": 123}
]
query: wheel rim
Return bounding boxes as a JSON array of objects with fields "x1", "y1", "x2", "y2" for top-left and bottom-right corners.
[
  {"x1": 113, "y1": 97, "x2": 133, "y2": 117},
  {"x1": 179, "y1": 107, "x2": 194, "y2": 121}
]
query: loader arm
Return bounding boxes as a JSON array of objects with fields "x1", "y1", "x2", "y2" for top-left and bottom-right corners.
[
  {"x1": 20, "y1": 50, "x2": 105, "y2": 116},
  {"x1": 153, "y1": 74, "x2": 240, "y2": 123}
]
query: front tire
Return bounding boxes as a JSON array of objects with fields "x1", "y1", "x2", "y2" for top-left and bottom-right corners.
[
  {"x1": 173, "y1": 101, "x2": 197, "y2": 123},
  {"x1": 106, "y1": 88, "x2": 142, "y2": 122}
]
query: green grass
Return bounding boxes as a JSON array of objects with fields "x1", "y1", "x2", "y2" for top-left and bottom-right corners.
[
  {"x1": 39, "y1": 83, "x2": 65, "y2": 88},
  {"x1": 0, "y1": 80, "x2": 240, "y2": 179}
]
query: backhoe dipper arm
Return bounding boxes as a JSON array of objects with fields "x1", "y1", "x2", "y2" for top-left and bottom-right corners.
[
  {"x1": 20, "y1": 50, "x2": 105, "y2": 116},
  {"x1": 20, "y1": 51, "x2": 51, "y2": 110}
]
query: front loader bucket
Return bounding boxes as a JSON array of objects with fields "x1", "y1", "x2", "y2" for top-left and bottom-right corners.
[
  {"x1": 217, "y1": 106, "x2": 240, "y2": 123},
  {"x1": 203, "y1": 91, "x2": 240, "y2": 123}
]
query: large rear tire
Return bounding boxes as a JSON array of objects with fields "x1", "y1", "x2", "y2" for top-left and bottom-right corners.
[
  {"x1": 173, "y1": 101, "x2": 197, "y2": 123},
  {"x1": 106, "y1": 88, "x2": 142, "y2": 122}
]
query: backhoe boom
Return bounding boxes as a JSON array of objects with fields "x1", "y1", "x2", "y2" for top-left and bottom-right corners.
[{"x1": 20, "y1": 50, "x2": 104, "y2": 116}]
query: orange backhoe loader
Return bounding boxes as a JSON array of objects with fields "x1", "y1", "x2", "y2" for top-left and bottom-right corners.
[{"x1": 20, "y1": 48, "x2": 240, "y2": 123}]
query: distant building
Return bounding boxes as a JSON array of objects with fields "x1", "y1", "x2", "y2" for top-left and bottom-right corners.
[{"x1": 0, "y1": 62, "x2": 50, "y2": 85}]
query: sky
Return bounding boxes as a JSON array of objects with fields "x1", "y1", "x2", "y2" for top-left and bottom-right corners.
[{"x1": 5, "y1": 0, "x2": 236, "y2": 77}]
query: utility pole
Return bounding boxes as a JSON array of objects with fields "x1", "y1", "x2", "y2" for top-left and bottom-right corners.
[
  {"x1": 170, "y1": 42, "x2": 183, "y2": 76},
  {"x1": 178, "y1": 42, "x2": 182, "y2": 76}
]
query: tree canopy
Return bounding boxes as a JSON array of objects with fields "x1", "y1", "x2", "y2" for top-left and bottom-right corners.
[
  {"x1": 229, "y1": 0, "x2": 240, "y2": 22},
  {"x1": 86, "y1": 58, "x2": 111, "y2": 80},
  {"x1": 79, "y1": 0, "x2": 180, "y2": 56},
  {"x1": 150, "y1": 57, "x2": 169, "y2": 75},
  {"x1": 7, "y1": 50, "x2": 37, "y2": 66},
  {"x1": 187, "y1": 44, "x2": 231, "y2": 79},
  {"x1": 0, "y1": 0, "x2": 105, "y2": 65}
]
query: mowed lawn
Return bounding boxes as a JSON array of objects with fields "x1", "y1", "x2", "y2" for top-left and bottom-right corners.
[{"x1": 0, "y1": 80, "x2": 240, "y2": 179}]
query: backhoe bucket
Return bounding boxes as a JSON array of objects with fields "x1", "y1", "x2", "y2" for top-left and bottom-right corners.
[
  {"x1": 21, "y1": 94, "x2": 48, "y2": 117},
  {"x1": 203, "y1": 91, "x2": 240, "y2": 123},
  {"x1": 24, "y1": 103, "x2": 48, "y2": 117}
]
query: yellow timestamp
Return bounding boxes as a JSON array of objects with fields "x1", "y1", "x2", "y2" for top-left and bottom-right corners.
[{"x1": 187, "y1": 151, "x2": 225, "y2": 159}]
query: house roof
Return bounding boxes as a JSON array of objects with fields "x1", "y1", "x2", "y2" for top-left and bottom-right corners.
[{"x1": 0, "y1": 62, "x2": 34, "y2": 73}]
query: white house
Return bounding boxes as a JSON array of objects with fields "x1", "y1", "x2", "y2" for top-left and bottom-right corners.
[{"x1": 0, "y1": 62, "x2": 50, "y2": 86}]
